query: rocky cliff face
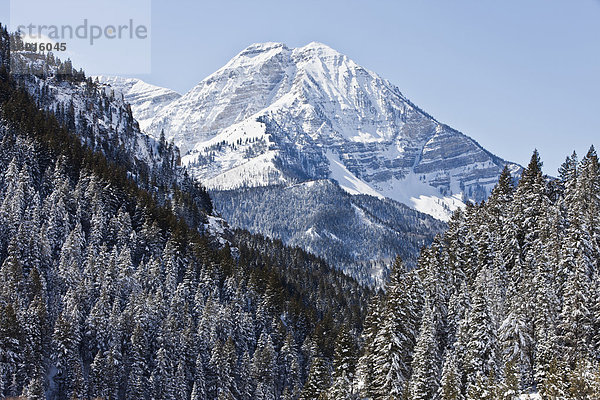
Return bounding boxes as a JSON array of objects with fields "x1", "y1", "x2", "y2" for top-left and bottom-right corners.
[{"x1": 109, "y1": 42, "x2": 521, "y2": 220}]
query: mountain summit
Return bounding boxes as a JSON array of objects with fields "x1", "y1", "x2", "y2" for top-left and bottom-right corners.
[{"x1": 110, "y1": 42, "x2": 521, "y2": 220}]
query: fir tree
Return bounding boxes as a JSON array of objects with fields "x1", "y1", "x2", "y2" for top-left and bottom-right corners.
[
  {"x1": 300, "y1": 356, "x2": 330, "y2": 400},
  {"x1": 369, "y1": 258, "x2": 422, "y2": 398},
  {"x1": 409, "y1": 302, "x2": 441, "y2": 400},
  {"x1": 328, "y1": 325, "x2": 357, "y2": 399},
  {"x1": 279, "y1": 332, "x2": 302, "y2": 397},
  {"x1": 252, "y1": 331, "x2": 277, "y2": 400},
  {"x1": 464, "y1": 272, "x2": 499, "y2": 391},
  {"x1": 438, "y1": 352, "x2": 464, "y2": 400},
  {"x1": 126, "y1": 322, "x2": 149, "y2": 400},
  {"x1": 190, "y1": 353, "x2": 208, "y2": 400}
]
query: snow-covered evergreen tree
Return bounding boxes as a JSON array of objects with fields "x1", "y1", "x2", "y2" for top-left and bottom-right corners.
[{"x1": 409, "y1": 302, "x2": 440, "y2": 400}]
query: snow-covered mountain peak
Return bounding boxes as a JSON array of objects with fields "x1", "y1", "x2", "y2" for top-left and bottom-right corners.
[
  {"x1": 233, "y1": 41, "x2": 339, "y2": 62},
  {"x1": 222, "y1": 41, "x2": 291, "y2": 71},
  {"x1": 108, "y1": 42, "x2": 521, "y2": 220},
  {"x1": 296, "y1": 41, "x2": 343, "y2": 56},
  {"x1": 237, "y1": 41, "x2": 289, "y2": 55}
]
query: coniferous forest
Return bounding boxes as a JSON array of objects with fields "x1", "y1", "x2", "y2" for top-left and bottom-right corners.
[
  {"x1": 355, "y1": 151, "x2": 600, "y2": 399},
  {"x1": 0, "y1": 25, "x2": 369, "y2": 400},
  {"x1": 0, "y1": 23, "x2": 599, "y2": 400}
]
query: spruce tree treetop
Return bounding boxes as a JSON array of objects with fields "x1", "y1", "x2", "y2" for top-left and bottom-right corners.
[{"x1": 520, "y1": 149, "x2": 544, "y2": 187}]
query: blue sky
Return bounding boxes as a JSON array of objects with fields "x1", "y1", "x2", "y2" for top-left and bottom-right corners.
[{"x1": 2, "y1": 0, "x2": 599, "y2": 174}]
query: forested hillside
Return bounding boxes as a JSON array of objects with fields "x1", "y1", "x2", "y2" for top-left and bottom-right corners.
[
  {"x1": 353, "y1": 150, "x2": 600, "y2": 399},
  {"x1": 212, "y1": 181, "x2": 446, "y2": 286},
  {"x1": 0, "y1": 24, "x2": 369, "y2": 400},
  {"x1": 6, "y1": 28, "x2": 213, "y2": 232}
]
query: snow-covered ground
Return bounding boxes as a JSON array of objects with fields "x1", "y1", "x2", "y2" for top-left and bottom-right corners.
[
  {"x1": 519, "y1": 393, "x2": 541, "y2": 400},
  {"x1": 326, "y1": 151, "x2": 384, "y2": 199}
]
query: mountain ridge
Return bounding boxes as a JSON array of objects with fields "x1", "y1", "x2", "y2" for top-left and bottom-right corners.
[{"x1": 94, "y1": 75, "x2": 182, "y2": 131}]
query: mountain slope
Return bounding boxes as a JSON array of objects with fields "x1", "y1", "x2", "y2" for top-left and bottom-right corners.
[
  {"x1": 211, "y1": 180, "x2": 446, "y2": 286},
  {"x1": 7, "y1": 44, "x2": 213, "y2": 232},
  {"x1": 137, "y1": 42, "x2": 520, "y2": 220},
  {"x1": 94, "y1": 75, "x2": 181, "y2": 131},
  {"x1": 0, "y1": 76, "x2": 369, "y2": 400}
]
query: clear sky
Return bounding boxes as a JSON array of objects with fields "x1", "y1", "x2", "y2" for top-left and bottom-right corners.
[{"x1": 2, "y1": 0, "x2": 599, "y2": 174}]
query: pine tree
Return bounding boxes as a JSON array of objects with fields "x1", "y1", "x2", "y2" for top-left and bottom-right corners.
[
  {"x1": 174, "y1": 359, "x2": 188, "y2": 400},
  {"x1": 354, "y1": 294, "x2": 381, "y2": 398},
  {"x1": 369, "y1": 258, "x2": 422, "y2": 398},
  {"x1": 89, "y1": 350, "x2": 109, "y2": 399},
  {"x1": 210, "y1": 337, "x2": 238, "y2": 399},
  {"x1": 592, "y1": 281, "x2": 600, "y2": 363},
  {"x1": 558, "y1": 247, "x2": 593, "y2": 366},
  {"x1": 328, "y1": 325, "x2": 357, "y2": 399},
  {"x1": 0, "y1": 303, "x2": 23, "y2": 398},
  {"x1": 126, "y1": 322, "x2": 149, "y2": 400},
  {"x1": 579, "y1": 146, "x2": 600, "y2": 268},
  {"x1": 237, "y1": 351, "x2": 253, "y2": 400},
  {"x1": 52, "y1": 309, "x2": 83, "y2": 399},
  {"x1": 446, "y1": 283, "x2": 470, "y2": 354},
  {"x1": 300, "y1": 356, "x2": 330, "y2": 400},
  {"x1": 150, "y1": 346, "x2": 175, "y2": 400},
  {"x1": 409, "y1": 303, "x2": 441, "y2": 400},
  {"x1": 279, "y1": 332, "x2": 302, "y2": 397},
  {"x1": 301, "y1": 335, "x2": 318, "y2": 383},
  {"x1": 58, "y1": 222, "x2": 85, "y2": 288},
  {"x1": 252, "y1": 331, "x2": 277, "y2": 400},
  {"x1": 438, "y1": 352, "x2": 464, "y2": 400},
  {"x1": 22, "y1": 291, "x2": 47, "y2": 398},
  {"x1": 464, "y1": 272, "x2": 499, "y2": 391},
  {"x1": 499, "y1": 295, "x2": 533, "y2": 390},
  {"x1": 190, "y1": 353, "x2": 207, "y2": 400}
]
